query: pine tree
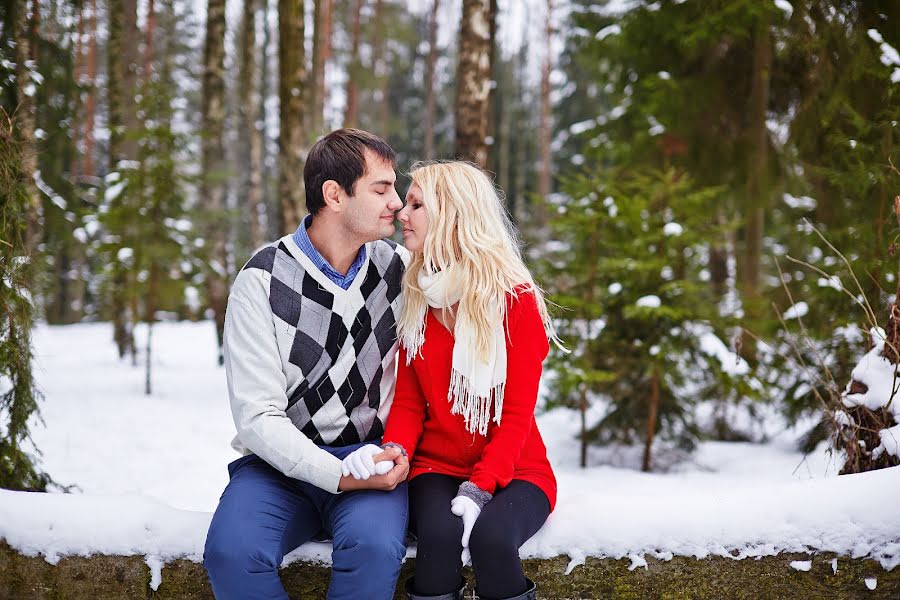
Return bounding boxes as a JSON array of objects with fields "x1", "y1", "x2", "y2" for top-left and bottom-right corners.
[
  {"x1": 547, "y1": 165, "x2": 750, "y2": 470},
  {"x1": 0, "y1": 109, "x2": 51, "y2": 491},
  {"x1": 455, "y1": 0, "x2": 492, "y2": 167}
]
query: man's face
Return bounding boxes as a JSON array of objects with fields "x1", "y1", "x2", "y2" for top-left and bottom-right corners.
[{"x1": 343, "y1": 150, "x2": 402, "y2": 242}]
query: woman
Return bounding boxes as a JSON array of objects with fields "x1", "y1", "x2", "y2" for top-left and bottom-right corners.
[{"x1": 384, "y1": 161, "x2": 559, "y2": 600}]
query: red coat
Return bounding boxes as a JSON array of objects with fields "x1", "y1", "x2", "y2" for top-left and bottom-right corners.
[{"x1": 382, "y1": 290, "x2": 557, "y2": 511}]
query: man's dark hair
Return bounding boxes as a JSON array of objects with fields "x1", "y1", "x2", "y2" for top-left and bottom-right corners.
[{"x1": 304, "y1": 128, "x2": 396, "y2": 215}]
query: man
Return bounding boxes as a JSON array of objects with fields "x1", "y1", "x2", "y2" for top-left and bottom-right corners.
[{"x1": 204, "y1": 129, "x2": 411, "y2": 600}]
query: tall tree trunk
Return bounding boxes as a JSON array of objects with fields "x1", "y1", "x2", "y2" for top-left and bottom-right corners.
[
  {"x1": 278, "y1": 0, "x2": 306, "y2": 234},
  {"x1": 642, "y1": 369, "x2": 661, "y2": 472},
  {"x1": 107, "y1": 0, "x2": 139, "y2": 359},
  {"x1": 240, "y1": 0, "x2": 266, "y2": 249},
  {"x1": 739, "y1": 15, "x2": 772, "y2": 364},
  {"x1": 261, "y1": 0, "x2": 277, "y2": 240},
  {"x1": 144, "y1": 0, "x2": 155, "y2": 76},
  {"x1": 455, "y1": 0, "x2": 492, "y2": 168},
  {"x1": 14, "y1": 0, "x2": 40, "y2": 256},
  {"x1": 536, "y1": 0, "x2": 553, "y2": 232},
  {"x1": 145, "y1": 261, "x2": 159, "y2": 395},
  {"x1": 82, "y1": 0, "x2": 97, "y2": 179},
  {"x1": 309, "y1": 0, "x2": 332, "y2": 138},
  {"x1": 369, "y1": 0, "x2": 388, "y2": 136},
  {"x1": 423, "y1": 0, "x2": 440, "y2": 160},
  {"x1": 202, "y1": 0, "x2": 229, "y2": 364},
  {"x1": 343, "y1": 0, "x2": 363, "y2": 128}
]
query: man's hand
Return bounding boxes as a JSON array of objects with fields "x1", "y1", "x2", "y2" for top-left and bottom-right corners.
[{"x1": 338, "y1": 447, "x2": 409, "y2": 492}]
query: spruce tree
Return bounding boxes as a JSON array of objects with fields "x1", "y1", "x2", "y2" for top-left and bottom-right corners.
[{"x1": 0, "y1": 111, "x2": 51, "y2": 491}]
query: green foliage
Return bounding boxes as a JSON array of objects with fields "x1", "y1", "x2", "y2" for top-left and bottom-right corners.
[
  {"x1": 0, "y1": 111, "x2": 51, "y2": 491},
  {"x1": 545, "y1": 165, "x2": 755, "y2": 456}
]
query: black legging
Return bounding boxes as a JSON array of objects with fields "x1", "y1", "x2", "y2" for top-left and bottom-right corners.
[{"x1": 409, "y1": 473, "x2": 550, "y2": 599}]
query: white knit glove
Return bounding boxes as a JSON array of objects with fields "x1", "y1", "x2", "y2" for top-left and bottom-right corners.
[{"x1": 341, "y1": 444, "x2": 394, "y2": 480}]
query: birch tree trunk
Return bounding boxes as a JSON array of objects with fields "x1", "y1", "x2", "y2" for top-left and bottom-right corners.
[
  {"x1": 423, "y1": 0, "x2": 439, "y2": 160},
  {"x1": 535, "y1": 0, "x2": 553, "y2": 238},
  {"x1": 202, "y1": 0, "x2": 229, "y2": 363},
  {"x1": 455, "y1": 0, "x2": 492, "y2": 168}
]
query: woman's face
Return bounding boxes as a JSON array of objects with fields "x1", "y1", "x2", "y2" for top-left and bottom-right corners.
[{"x1": 398, "y1": 181, "x2": 429, "y2": 252}]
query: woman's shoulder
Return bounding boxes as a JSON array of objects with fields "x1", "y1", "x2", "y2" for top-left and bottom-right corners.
[{"x1": 506, "y1": 284, "x2": 539, "y2": 310}]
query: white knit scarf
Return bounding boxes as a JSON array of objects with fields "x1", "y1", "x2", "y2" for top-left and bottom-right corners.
[{"x1": 401, "y1": 265, "x2": 507, "y2": 436}]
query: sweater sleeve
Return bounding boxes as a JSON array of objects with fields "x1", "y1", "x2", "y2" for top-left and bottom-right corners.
[
  {"x1": 381, "y1": 345, "x2": 428, "y2": 460},
  {"x1": 468, "y1": 291, "x2": 549, "y2": 496},
  {"x1": 224, "y1": 270, "x2": 343, "y2": 493}
]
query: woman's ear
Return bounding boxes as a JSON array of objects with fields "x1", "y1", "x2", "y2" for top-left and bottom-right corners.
[{"x1": 321, "y1": 180, "x2": 344, "y2": 212}]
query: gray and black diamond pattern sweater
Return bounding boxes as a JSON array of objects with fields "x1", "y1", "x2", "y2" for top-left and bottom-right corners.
[{"x1": 223, "y1": 234, "x2": 409, "y2": 492}]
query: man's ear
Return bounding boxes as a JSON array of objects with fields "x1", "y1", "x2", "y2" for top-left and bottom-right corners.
[{"x1": 321, "y1": 180, "x2": 345, "y2": 212}]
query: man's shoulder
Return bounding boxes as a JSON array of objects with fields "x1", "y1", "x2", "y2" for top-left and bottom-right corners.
[{"x1": 240, "y1": 237, "x2": 296, "y2": 275}]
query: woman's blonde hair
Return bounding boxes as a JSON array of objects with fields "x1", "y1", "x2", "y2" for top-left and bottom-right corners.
[{"x1": 398, "y1": 160, "x2": 560, "y2": 360}]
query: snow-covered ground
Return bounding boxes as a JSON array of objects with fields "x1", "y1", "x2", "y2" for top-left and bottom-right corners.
[{"x1": 3, "y1": 321, "x2": 900, "y2": 589}]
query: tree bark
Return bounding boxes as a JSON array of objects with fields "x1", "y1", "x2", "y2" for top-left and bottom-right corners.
[
  {"x1": 455, "y1": 0, "x2": 492, "y2": 168},
  {"x1": 642, "y1": 369, "x2": 660, "y2": 472},
  {"x1": 202, "y1": 0, "x2": 229, "y2": 363},
  {"x1": 278, "y1": 0, "x2": 306, "y2": 234},
  {"x1": 13, "y1": 0, "x2": 41, "y2": 257},
  {"x1": 82, "y1": 0, "x2": 97, "y2": 179},
  {"x1": 240, "y1": 0, "x2": 266, "y2": 249},
  {"x1": 371, "y1": 0, "x2": 388, "y2": 136},
  {"x1": 738, "y1": 15, "x2": 772, "y2": 365},
  {"x1": 309, "y1": 0, "x2": 332, "y2": 138},
  {"x1": 536, "y1": 0, "x2": 553, "y2": 230},
  {"x1": 343, "y1": 0, "x2": 363, "y2": 128},
  {"x1": 423, "y1": 0, "x2": 440, "y2": 160}
]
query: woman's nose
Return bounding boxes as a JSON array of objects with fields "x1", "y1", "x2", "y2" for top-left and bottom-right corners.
[{"x1": 398, "y1": 207, "x2": 409, "y2": 222}]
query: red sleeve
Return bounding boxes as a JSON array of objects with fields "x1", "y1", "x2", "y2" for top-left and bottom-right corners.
[
  {"x1": 382, "y1": 345, "x2": 428, "y2": 460},
  {"x1": 469, "y1": 291, "x2": 549, "y2": 495}
]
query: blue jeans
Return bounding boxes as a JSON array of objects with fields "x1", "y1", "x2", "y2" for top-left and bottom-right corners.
[{"x1": 204, "y1": 442, "x2": 409, "y2": 600}]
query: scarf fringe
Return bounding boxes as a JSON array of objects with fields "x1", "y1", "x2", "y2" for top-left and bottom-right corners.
[{"x1": 448, "y1": 368, "x2": 505, "y2": 436}]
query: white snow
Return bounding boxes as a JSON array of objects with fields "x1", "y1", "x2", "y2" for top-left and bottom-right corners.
[
  {"x1": 783, "y1": 194, "x2": 817, "y2": 210},
  {"x1": 842, "y1": 328, "x2": 900, "y2": 459},
  {"x1": 608, "y1": 282, "x2": 623, "y2": 295},
  {"x1": 2, "y1": 321, "x2": 899, "y2": 589},
  {"x1": 866, "y1": 577, "x2": 877, "y2": 590},
  {"x1": 789, "y1": 560, "x2": 811, "y2": 571},
  {"x1": 774, "y1": 0, "x2": 793, "y2": 19},
  {"x1": 636, "y1": 295, "x2": 662, "y2": 308},
  {"x1": 595, "y1": 24, "x2": 621, "y2": 41},
  {"x1": 783, "y1": 302, "x2": 809, "y2": 320},
  {"x1": 663, "y1": 222, "x2": 683, "y2": 237}
]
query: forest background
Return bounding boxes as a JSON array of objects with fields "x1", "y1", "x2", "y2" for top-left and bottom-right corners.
[{"x1": 0, "y1": 0, "x2": 898, "y2": 491}]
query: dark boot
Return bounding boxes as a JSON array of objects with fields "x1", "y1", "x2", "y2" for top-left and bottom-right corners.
[
  {"x1": 404, "y1": 577, "x2": 466, "y2": 600},
  {"x1": 476, "y1": 578, "x2": 537, "y2": 600}
]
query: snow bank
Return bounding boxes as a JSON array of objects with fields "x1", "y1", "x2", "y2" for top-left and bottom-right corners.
[
  {"x1": 2, "y1": 466, "x2": 899, "y2": 578},
  {"x1": 842, "y1": 327, "x2": 900, "y2": 458}
]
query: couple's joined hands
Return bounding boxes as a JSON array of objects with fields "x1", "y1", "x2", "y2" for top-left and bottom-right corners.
[{"x1": 338, "y1": 445, "x2": 408, "y2": 492}]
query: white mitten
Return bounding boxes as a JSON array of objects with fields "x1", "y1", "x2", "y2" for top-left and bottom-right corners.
[
  {"x1": 450, "y1": 495, "x2": 481, "y2": 548},
  {"x1": 341, "y1": 444, "x2": 383, "y2": 480}
]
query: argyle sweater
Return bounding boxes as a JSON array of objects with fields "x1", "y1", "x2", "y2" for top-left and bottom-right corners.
[{"x1": 223, "y1": 234, "x2": 409, "y2": 493}]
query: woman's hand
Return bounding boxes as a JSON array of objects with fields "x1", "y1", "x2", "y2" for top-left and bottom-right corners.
[{"x1": 450, "y1": 495, "x2": 481, "y2": 548}]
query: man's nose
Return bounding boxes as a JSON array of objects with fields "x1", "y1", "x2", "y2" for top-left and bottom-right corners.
[{"x1": 388, "y1": 191, "x2": 403, "y2": 211}]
